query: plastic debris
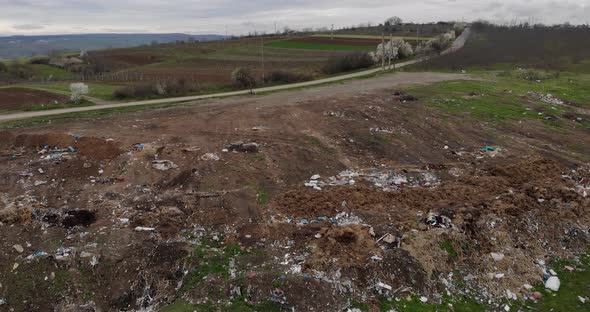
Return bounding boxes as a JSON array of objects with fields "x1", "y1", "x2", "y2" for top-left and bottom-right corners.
[
  {"x1": 270, "y1": 288, "x2": 288, "y2": 305},
  {"x1": 376, "y1": 282, "x2": 392, "y2": 291},
  {"x1": 13, "y1": 244, "x2": 24, "y2": 253},
  {"x1": 420, "y1": 297, "x2": 428, "y2": 303},
  {"x1": 491, "y1": 252, "x2": 505, "y2": 262},
  {"x1": 135, "y1": 226, "x2": 156, "y2": 232},
  {"x1": 200, "y1": 153, "x2": 221, "y2": 161},
  {"x1": 152, "y1": 160, "x2": 178, "y2": 171},
  {"x1": 545, "y1": 276, "x2": 560, "y2": 291},
  {"x1": 424, "y1": 212, "x2": 453, "y2": 228},
  {"x1": 226, "y1": 141, "x2": 259, "y2": 153}
]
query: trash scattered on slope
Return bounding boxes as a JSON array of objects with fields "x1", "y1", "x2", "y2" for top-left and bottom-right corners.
[
  {"x1": 304, "y1": 168, "x2": 441, "y2": 191},
  {"x1": 152, "y1": 160, "x2": 178, "y2": 171},
  {"x1": 226, "y1": 141, "x2": 260, "y2": 153},
  {"x1": 545, "y1": 276, "x2": 560, "y2": 291},
  {"x1": 201, "y1": 153, "x2": 221, "y2": 161},
  {"x1": 424, "y1": 212, "x2": 453, "y2": 228},
  {"x1": 527, "y1": 91, "x2": 565, "y2": 105}
]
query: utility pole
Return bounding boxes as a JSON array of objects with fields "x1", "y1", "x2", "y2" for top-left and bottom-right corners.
[
  {"x1": 261, "y1": 36, "x2": 265, "y2": 82},
  {"x1": 331, "y1": 24, "x2": 334, "y2": 40},
  {"x1": 274, "y1": 22, "x2": 277, "y2": 34},
  {"x1": 389, "y1": 32, "x2": 393, "y2": 69},
  {"x1": 381, "y1": 32, "x2": 385, "y2": 70}
]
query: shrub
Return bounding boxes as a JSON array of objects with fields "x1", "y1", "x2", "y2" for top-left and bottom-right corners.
[
  {"x1": 113, "y1": 84, "x2": 152, "y2": 99},
  {"x1": 7, "y1": 62, "x2": 33, "y2": 79},
  {"x1": 265, "y1": 71, "x2": 312, "y2": 84},
  {"x1": 374, "y1": 39, "x2": 414, "y2": 62},
  {"x1": 70, "y1": 83, "x2": 89, "y2": 103},
  {"x1": 323, "y1": 52, "x2": 376, "y2": 75},
  {"x1": 515, "y1": 69, "x2": 559, "y2": 81},
  {"x1": 28, "y1": 56, "x2": 50, "y2": 65},
  {"x1": 0, "y1": 61, "x2": 6, "y2": 72},
  {"x1": 231, "y1": 67, "x2": 256, "y2": 88},
  {"x1": 112, "y1": 79, "x2": 200, "y2": 99}
]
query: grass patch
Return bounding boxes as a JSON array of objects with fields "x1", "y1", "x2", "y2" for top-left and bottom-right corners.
[
  {"x1": 407, "y1": 72, "x2": 589, "y2": 124},
  {"x1": 256, "y1": 188, "x2": 269, "y2": 206},
  {"x1": 439, "y1": 240, "x2": 458, "y2": 260},
  {"x1": 180, "y1": 240, "x2": 243, "y2": 293},
  {"x1": 0, "y1": 102, "x2": 182, "y2": 129},
  {"x1": 23, "y1": 99, "x2": 95, "y2": 112}
]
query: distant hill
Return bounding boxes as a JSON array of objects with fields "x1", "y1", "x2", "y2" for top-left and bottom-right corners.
[{"x1": 0, "y1": 33, "x2": 225, "y2": 59}]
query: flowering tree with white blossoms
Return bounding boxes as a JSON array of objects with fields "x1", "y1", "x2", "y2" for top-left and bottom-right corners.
[
  {"x1": 373, "y1": 38, "x2": 414, "y2": 63},
  {"x1": 70, "y1": 83, "x2": 89, "y2": 104}
]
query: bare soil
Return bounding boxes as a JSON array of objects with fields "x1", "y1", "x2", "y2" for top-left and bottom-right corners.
[
  {"x1": 0, "y1": 73, "x2": 588, "y2": 311},
  {"x1": 0, "y1": 88, "x2": 69, "y2": 111}
]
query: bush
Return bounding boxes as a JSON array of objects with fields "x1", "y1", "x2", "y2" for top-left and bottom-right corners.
[
  {"x1": 231, "y1": 67, "x2": 256, "y2": 88},
  {"x1": 516, "y1": 69, "x2": 559, "y2": 81},
  {"x1": 28, "y1": 56, "x2": 50, "y2": 65},
  {"x1": 112, "y1": 79, "x2": 200, "y2": 99},
  {"x1": 7, "y1": 62, "x2": 33, "y2": 79},
  {"x1": 264, "y1": 71, "x2": 312, "y2": 84},
  {"x1": 0, "y1": 61, "x2": 6, "y2": 72},
  {"x1": 113, "y1": 84, "x2": 153, "y2": 99},
  {"x1": 323, "y1": 52, "x2": 376, "y2": 75}
]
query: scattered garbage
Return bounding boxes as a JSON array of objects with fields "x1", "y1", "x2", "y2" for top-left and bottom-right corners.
[
  {"x1": 201, "y1": 153, "x2": 221, "y2": 161},
  {"x1": 393, "y1": 91, "x2": 418, "y2": 102},
  {"x1": 545, "y1": 276, "x2": 560, "y2": 291},
  {"x1": 13, "y1": 244, "x2": 24, "y2": 253},
  {"x1": 376, "y1": 282, "x2": 393, "y2": 291},
  {"x1": 482, "y1": 146, "x2": 501, "y2": 152},
  {"x1": 424, "y1": 212, "x2": 453, "y2": 228},
  {"x1": 135, "y1": 226, "x2": 156, "y2": 232},
  {"x1": 226, "y1": 141, "x2": 260, "y2": 153},
  {"x1": 304, "y1": 167, "x2": 441, "y2": 192},
  {"x1": 270, "y1": 288, "x2": 288, "y2": 305},
  {"x1": 152, "y1": 160, "x2": 178, "y2": 171},
  {"x1": 490, "y1": 252, "x2": 505, "y2": 262},
  {"x1": 527, "y1": 91, "x2": 565, "y2": 105}
]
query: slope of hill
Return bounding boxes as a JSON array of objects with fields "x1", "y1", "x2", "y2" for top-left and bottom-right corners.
[{"x1": 0, "y1": 33, "x2": 225, "y2": 59}]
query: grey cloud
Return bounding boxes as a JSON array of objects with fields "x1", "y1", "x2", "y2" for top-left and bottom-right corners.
[
  {"x1": 12, "y1": 24, "x2": 45, "y2": 30},
  {"x1": 0, "y1": 0, "x2": 587, "y2": 36}
]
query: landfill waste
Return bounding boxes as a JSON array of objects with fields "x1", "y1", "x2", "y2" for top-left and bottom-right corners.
[
  {"x1": 490, "y1": 252, "x2": 505, "y2": 262},
  {"x1": 482, "y1": 146, "x2": 501, "y2": 152},
  {"x1": 545, "y1": 276, "x2": 560, "y2": 291},
  {"x1": 304, "y1": 167, "x2": 441, "y2": 191},
  {"x1": 226, "y1": 141, "x2": 260, "y2": 153},
  {"x1": 270, "y1": 288, "x2": 288, "y2": 305},
  {"x1": 424, "y1": 212, "x2": 453, "y2": 228},
  {"x1": 152, "y1": 160, "x2": 178, "y2": 171},
  {"x1": 527, "y1": 91, "x2": 565, "y2": 105},
  {"x1": 13, "y1": 244, "x2": 24, "y2": 253},
  {"x1": 200, "y1": 153, "x2": 221, "y2": 161}
]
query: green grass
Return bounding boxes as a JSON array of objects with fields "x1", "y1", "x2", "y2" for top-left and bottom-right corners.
[
  {"x1": 439, "y1": 240, "x2": 458, "y2": 260},
  {"x1": 180, "y1": 240, "x2": 243, "y2": 293},
  {"x1": 406, "y1": 71, "x2": 590, "y2": 125},
  {"x1": 23, "y1": 99, "x2": 95, "y2": 112},
  {"x1": 0, "y1": 102, "x2": 182, "y2": 129},
  {"x1": 161, "y1": 299, "x2": 281, "y2": 312},
  {"x1": 378, "y1": 251, "x2": 590, "y2": 311},
  {"x1": 4, "y1": 82, "x2": 121, "y2": 101},
  {"x1": 266, "y1": 40, "x2": 374, "y2": 51},
  {"x1": 30, "y1": 64, "x2": 76, "y2": 80}
]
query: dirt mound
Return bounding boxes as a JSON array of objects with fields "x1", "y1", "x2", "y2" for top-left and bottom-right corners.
[
  {"x1": 14, "y1": 133, "x2": 75, "y2": 149},
  {"x1": 13, "y1": 133, "x2": 123, "y2": 160},
  {"x1": 75, "y1": 137, "x2": 123, "y2": 160},
  {"x1": 309, "y1": 225, "x2": 380, "y2": 269}
]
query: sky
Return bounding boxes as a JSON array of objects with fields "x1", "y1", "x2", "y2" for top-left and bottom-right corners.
[{"x1": 0, "y1": 0, "x2": 588, "y2": 36}]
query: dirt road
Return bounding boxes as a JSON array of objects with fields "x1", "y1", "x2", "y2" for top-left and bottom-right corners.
[{"x1": 0, "y1": 71, "x2": 471, "y2": 123}]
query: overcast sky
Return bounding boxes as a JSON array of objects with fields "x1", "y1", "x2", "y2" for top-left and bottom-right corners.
[{"x1": 0, "y1": 0, "x2": 588, "y2": 36}]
